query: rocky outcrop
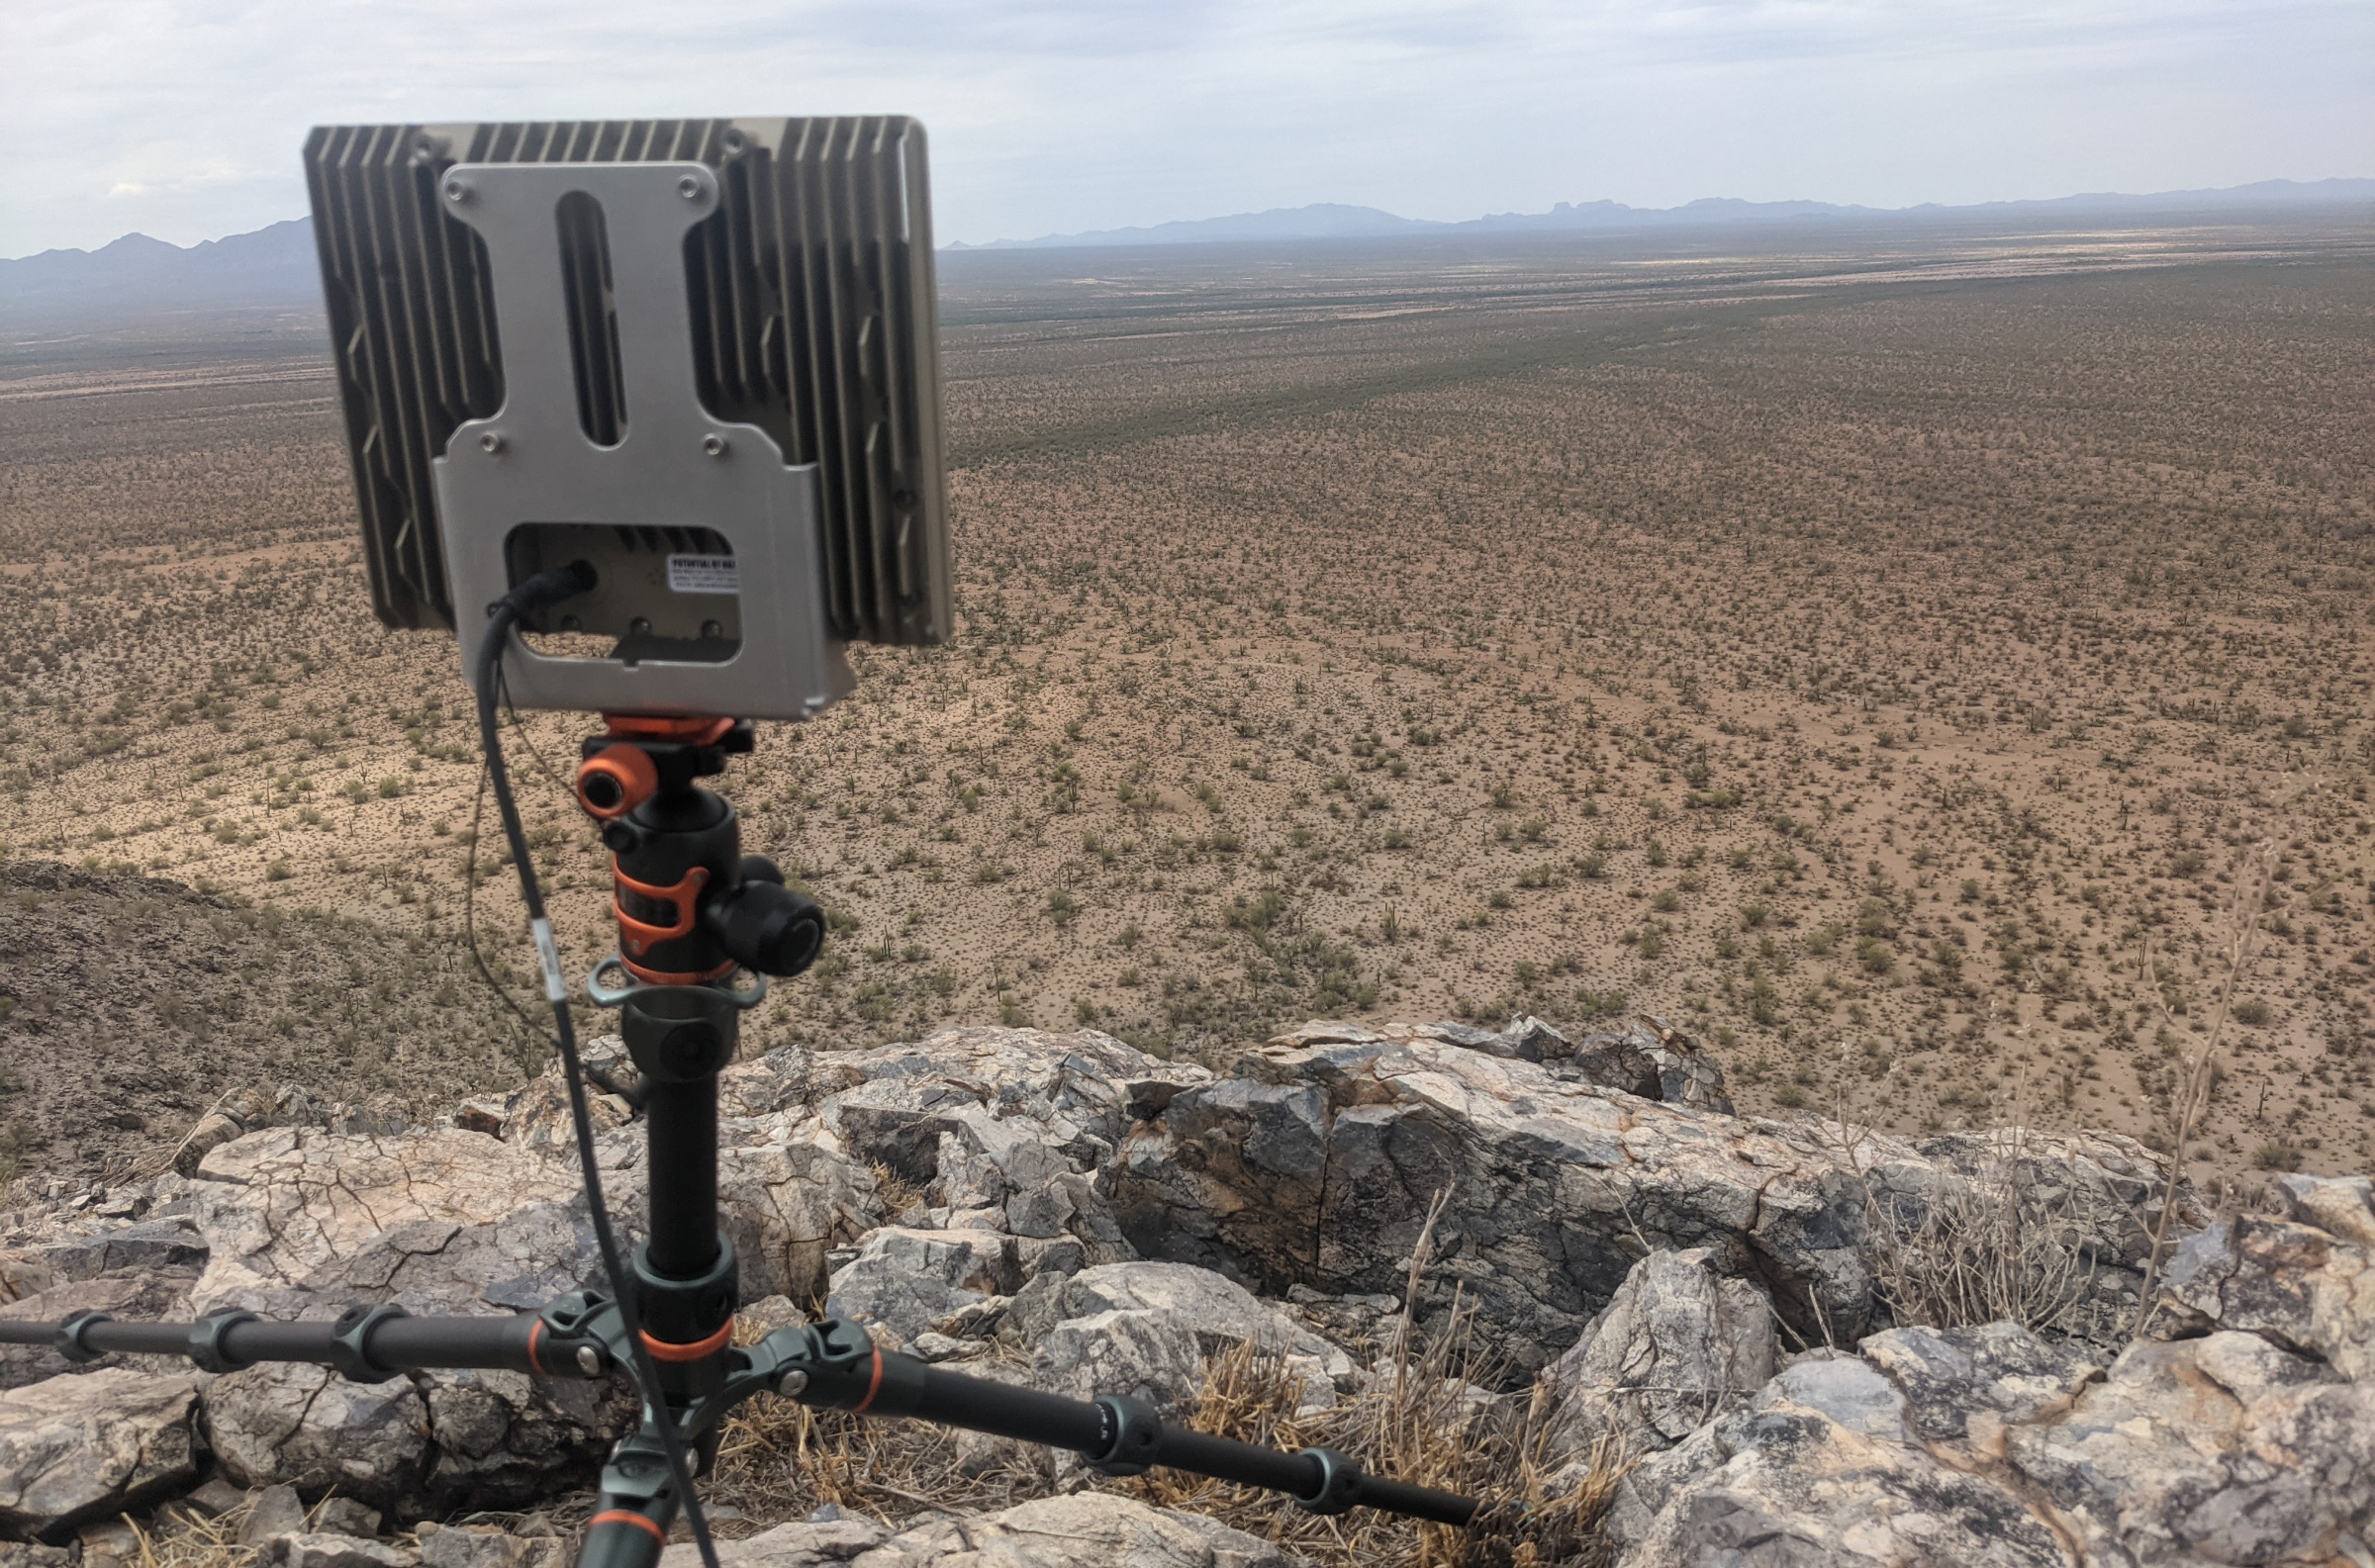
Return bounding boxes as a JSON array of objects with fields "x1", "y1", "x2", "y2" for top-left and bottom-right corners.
[
  {"x1": 1618, "y1": 1170, "x2": 2375, "y2": 1567},
  {"x1": 1108, "y1": 1027, "x2": 2161, "y2": 1370},
  {"x1": 0, "y1": 1267, "x2": 199, "y2": 1390},
  {"x1": 6, "y1": 1019, "x2": 2352, "y2": 1568},
  {"x1": 1269, "y1": 1014, "x2": 1733, "y2": 1112},
  {"x1": 204, "y1": 1358, "x2": 620, "y2": 1517},
  {"x1": 1015, "y1": 1260, "x2": 1350, "y2": 1414},
  {"x1": 2159, "y1": 1181, "x2": 2375, "y2": 1381},
  {"x1": 258, "y1": 1534, "x2": 418, "y2": 1568},
  {"x1": 1540, "y1": 1246, "x2": 1776, "y2": 1460},
  {"x1": 186, "y1": 1127, "x2": 595, "y2": 1314},
  {"x1": 823, "y1": 1226, "x2": 1022, "y2": 1347},
  {"x1": 809, "y1": 1026, "x2": 1199, "y2": 1264}
]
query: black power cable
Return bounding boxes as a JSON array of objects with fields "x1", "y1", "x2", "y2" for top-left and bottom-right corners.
[
  {"x1": 458, "y1": 688, "x2": 635, "y2": 1105},
  {"x1": 471, "y1": 564, "x2": 719, "y2": 1568}
]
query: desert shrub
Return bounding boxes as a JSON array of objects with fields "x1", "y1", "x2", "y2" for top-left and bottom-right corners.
[
  {"x1": 1856, "y1": 1125, "x2": 2107, "y2": 1336},
  {"x1": 1574, "y1": 987, "x2": 1627, "y2": 1020}
]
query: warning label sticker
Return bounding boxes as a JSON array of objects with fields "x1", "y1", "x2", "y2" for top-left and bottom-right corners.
[{"x1": 667, "y1": 554, "x2": 739, "y2": 595}]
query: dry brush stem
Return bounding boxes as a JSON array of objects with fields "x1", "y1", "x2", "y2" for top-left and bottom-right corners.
[{"x1": 2130, "y1": 840, "x2": 2277, "y2": 1341}]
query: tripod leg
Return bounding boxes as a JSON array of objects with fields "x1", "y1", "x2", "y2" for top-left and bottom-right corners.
[{"x1": 582, "y1": 1432, "x2": 678, "y2": 1568}]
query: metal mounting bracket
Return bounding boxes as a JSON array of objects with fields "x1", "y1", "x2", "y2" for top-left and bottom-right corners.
[{"x1": 433, "y1": 159, "x2": 852, "y2": 720}]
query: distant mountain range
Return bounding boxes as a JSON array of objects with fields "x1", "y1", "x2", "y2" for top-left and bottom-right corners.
[
  {"x1": 4, "y1": 179, "x2": 2367, "y2": 335},
  {"x1": 952, "y1": 178, "x2": 2374, "y2": 249},
  {"x1": 1, "y1": 219, "x2": 321, "y2": 325}
]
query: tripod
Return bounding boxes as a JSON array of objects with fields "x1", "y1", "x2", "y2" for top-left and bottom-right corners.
[{"x1": 1, "y1": 607, "x2": 1478, "y2": 1564}]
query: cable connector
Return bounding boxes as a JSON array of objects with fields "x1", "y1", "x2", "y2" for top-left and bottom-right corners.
[{"x1": 490, "y1": 560, "x2": 599, "y2": 620}]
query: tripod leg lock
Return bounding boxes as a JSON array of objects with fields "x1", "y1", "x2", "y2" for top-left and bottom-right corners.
[
  {"x1": 188, "y1": 1310, "x2": 257, "y2": 1374},
  {"x1": 1292, "y1": 1446, "x2": 1362, "y2": 1516},
  {"x1": 54, "y1": 1311, "x2": 113, "y2": 1365},
  {"x1": 1088, "y1": 1395, "x2": 1162, "y2": 1477},
  {"x1": 328, "y1": 1303, "x2": 410, "y2": 1383}
]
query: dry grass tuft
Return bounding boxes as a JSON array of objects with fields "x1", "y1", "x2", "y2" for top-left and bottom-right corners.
[
  {"x1": 1123, "y1": 1307, "x2": 1628, "y2": 1568},
  {"x1": 2130, "y1": 841, "x2": 2278, "y2": 1341},
  {"x1": 113, "y1": 1490, "x2": 418, "y2": 1568},
  {"x1": 119, "y1": 1502, "x2": 258, "y2": 1568},
  {"x1": 709, "y1": 1358, "x2": 1052, "y2": 1531}
]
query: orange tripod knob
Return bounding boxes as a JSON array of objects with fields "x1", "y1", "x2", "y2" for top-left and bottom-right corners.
[{"x1": 577, "y1": 743, "x2": 660, "y2": 819}]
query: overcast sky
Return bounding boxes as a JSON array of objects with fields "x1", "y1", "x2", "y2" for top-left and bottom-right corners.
[{"x1": 2, "y1": 0, "x2": 2367, "y2": 257}]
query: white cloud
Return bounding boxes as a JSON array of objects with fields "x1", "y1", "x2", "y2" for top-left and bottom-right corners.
[{"x1": 1, "y1": 0, "x2": 2367, "y2": 255}]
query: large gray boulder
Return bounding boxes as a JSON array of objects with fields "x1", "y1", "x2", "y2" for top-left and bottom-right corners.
[
  {"x1": 415, "y1": 1522, "x2": 569, "y2": 1568},
  {"x1": 824, "y1": 1227, "x2": 1020, "y2": 1347},
  {"x1": 18, "y1": 1220, "x2": 207, "y2": 1286},
  {"x1": 257, "y1": 1534, "x2": 418, "y2": 1568},
  {"x1": 0, "y1": 1368, "x2": 207, "y2": 1538},
  {"x1": 1271, "y1": 1015, "x2": 1734, "y2": 1110},
  {"x1": 185, "y1": 1127, "x2": 595, "y2": 1313},
  {"x1": 205, "y1": 1356, "x2": 618, "y2": 1517},
  {"x1": 2004, "y1": 1330, "x2": 2374, "y2": 1567},
  {"x1": 812, "y1": 1027, "x2": 1199, "y2": 1264},
  {"x1": 2160, "y1": 1181, "x2": 2375, "y2": 1381},
  {"x1": 1621, "y1": 1373, "x2": 2072, "y2": 1567},
  {"x1": 655, "y1": 1520, "x2": 886, "y2": 1568},
  {"x1": 1541, "y1": 1247, "x2": 1775, "y2": 1460},
  {"x1": 188, "y1": 1107, "x2": 879, "y2": 1319},
  {"x1": 863, "y1": 1494, "x2": 1304, "y2": 1568},
  {"x1": 1108, "y1": 1031, "x2": 2161, "y2": 1371},
  {"x1": 1855, "y1": 1320, "x2": 2103, "y2": 1441}
]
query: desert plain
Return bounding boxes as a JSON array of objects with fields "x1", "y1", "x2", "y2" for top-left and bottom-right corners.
[{"x1": 3, "y1": 214, "x2": 2371, "y2": 1194}]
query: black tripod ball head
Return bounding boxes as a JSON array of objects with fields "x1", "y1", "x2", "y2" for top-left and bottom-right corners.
[{"x1": 576, "y1": 717, "x2": 824, "y2": 984}]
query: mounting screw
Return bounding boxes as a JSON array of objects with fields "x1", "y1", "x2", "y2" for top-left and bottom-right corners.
[
  {"x1": 778, "y1": 1368, "x2": 809, "y2": 1397},
  {"x1": 576, "y1": 1344, "x2": 603, "y2": 1376},
  {"x1": 478, "y1": 431, "x2": 506, "y2": 455},
  {"x1": 721, "y1": 129, "x2": 745, "y2": 154},
  {"x1": 678, "y1": 173, "x2": 703, "y2": 201},
  {"x1": 701, "y1": 433, "x2": 728, "y2": 458},
  {"x1": 443, "y1": 177, "x2": 472, "y2": 204}
]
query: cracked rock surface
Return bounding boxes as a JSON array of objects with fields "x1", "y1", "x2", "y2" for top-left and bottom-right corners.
[
  {"x1": 205, "y1": 1352, "x2": 624, "y2": 1516},
  {"x1": 0, "y1": 1266, "x2": 199, "y2": 1391}
]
